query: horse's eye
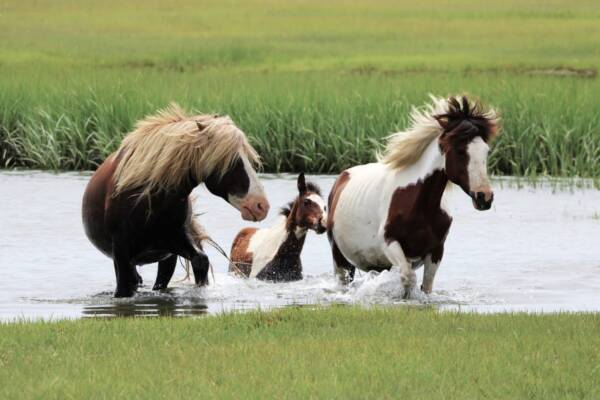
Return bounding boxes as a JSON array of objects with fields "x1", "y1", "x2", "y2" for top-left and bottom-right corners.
[
  {"x1": 324, "y1": 206, "x2": 327, "y2": 211},
  {"x1": 303, "y1": 199, "x2": 311, "y2": 206}
]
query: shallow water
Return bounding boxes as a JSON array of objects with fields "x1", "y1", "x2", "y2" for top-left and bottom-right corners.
[{"x1": 1, "y1": 171, "x2": 599, "y2": 320}]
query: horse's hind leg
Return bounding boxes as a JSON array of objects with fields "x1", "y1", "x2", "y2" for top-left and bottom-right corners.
[
  {"x1": 172, "y1": 236, "x2": 210, "y2": 286},
  {"x1": 329, "y1": 237, "x2": 356, "y2": 284},
  {"x1": 113, "y1": 239, "x2": 137, "y2": 298},
  {"x1": 136, "y1": 270, "x2": 143, "y2": 286},
  {"x1": 153, "y1": 254, "x2": 177, "y2": 291}
]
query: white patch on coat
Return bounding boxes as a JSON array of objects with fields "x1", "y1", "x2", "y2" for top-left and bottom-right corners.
[
  {"x1": 307, "y1": 193, "x2": 328, "y2": 226},
  {"x1": 466, "y1": 137, "x2": 490, "y2": 192},
  {"x1": 247, "y1": 216, "x2": 288, "y2": 277}
]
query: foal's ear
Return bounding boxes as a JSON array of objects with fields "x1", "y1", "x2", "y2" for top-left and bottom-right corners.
[{"x1": 297, "y1": 172, "x2": 307, "y2": 194}]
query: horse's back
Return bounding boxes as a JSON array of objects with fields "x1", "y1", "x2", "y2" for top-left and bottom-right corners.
[
  {"x1": 229, "y1": 227, "x2": 258, "y2": 277},
  {"x1": 82, "y1": 153, "x2": 118, "y2": 257}
]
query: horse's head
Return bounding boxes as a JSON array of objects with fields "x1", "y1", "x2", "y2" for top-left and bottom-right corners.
[
  {"x1": 204, "y1": 154, "x2": 269, "y2": 221},
  {"x1": 290, "y1": 173, "x2": 327, "y2": 234},
  {"x1": 436, "y1": 96, "x2": 500, "y2": 211},
  {"x1": 198, "y1": 118, "x2": 269, "y2": 222}
]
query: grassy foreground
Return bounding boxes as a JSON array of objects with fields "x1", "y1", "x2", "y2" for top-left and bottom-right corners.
[
  {"x1": 1, "y1": 307, "x2": 599, "y2": 399},
  {"x1": 1, "y1": 0, "x2": 600, "y2": 177}
]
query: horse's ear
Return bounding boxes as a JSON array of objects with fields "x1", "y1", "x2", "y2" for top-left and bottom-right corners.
[
  {"x1": 297, "y1": 172, "x2": 307, "y2": 194},
  {"x1": 196, "y1": 121, "x2": 207, "y2": 132},
  {"x1": 435, "y1": 115, "x2": 450, "y2": 131}
]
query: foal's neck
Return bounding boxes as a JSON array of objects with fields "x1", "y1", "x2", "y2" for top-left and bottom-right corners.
[{"x1": 273, "y1": 203, "x2": 307, "y2": 257}]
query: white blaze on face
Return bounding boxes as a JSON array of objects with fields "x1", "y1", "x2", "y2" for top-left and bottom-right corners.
[
  {"x1": 466, "y1": 137, "x2": 491, "y2": 192},
  {"x1": 307, "y1": 193, "x2": 327, "y2": 226}
]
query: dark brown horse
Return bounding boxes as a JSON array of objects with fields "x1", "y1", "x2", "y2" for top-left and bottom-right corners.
[
  {"x1": 229, "y1": 173, "x2": 327, "y2": 282},
  {"x1": 327, "y1": 96, "x2": 499, "y2": 297},
  {"x1": 82, "y1": 104, "x2": 269, "y2": 297}
]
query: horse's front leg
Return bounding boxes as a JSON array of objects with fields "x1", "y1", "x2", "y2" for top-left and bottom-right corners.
[
  {"x1": 172, "y1": 235, "x2": 210, "y2": 286},
  {"x1": 112, "y1": 238, "x2": 137, "y2": 298},
  {"x1": 382, "y1": 241, "x2": 415, "y2": 298},
  {"x1": 421, "y1": 253, "x2": 441, "y2": 294}
]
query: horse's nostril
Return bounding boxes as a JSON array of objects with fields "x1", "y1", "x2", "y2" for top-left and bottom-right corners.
[{"x1": 256, "y1": 202, "x2": 265, "y2": 211}]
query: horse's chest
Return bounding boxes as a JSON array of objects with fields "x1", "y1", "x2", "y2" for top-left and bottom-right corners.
[{"x1": 385, "y1": 211, "x2": 452, "y2": 259}]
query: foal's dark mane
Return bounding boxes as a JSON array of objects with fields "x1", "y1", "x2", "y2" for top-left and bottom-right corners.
[
  {"x1": 280, "y1": 181, "x2": 321, "y2": 217},
  {"x1": 435, "y1": 96, "x2": 499, "y2": 145}
]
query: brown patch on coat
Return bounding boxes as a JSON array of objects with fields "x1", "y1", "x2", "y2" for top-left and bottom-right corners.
[
  {"x1": 81, "y1": 153, "x2": 120, "y2": 257},
  {"x1": 326, "y1": 170, "x2": 356, "y2": 278},
  {"x1": 326, "y1": 170, "x2": 350, "y2": 231},
  {"x1": 229, "y1": 227, "x2": 257, "y2": 277},
  {"x1": 384, "y1": 170, "x2": 452, "y2": 264}
]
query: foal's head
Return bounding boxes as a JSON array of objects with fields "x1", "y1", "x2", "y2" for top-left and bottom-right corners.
[
  {"x1": 436, "y1": 96, "x2": 500, "y2": 211},
  {"x1": 282, "y1": 173, "x2": 327, "y2": 234}
]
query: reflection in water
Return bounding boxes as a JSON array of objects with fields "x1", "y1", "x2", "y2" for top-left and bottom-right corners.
[{"x1": 82, "y1": 293, "x2": 209, "y2": 318}]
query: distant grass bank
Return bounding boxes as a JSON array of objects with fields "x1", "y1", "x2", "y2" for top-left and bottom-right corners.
[
  {"x1": 2, "y1": 70, "x2": 600, "y2": 178},
  {"x1": 1, "y1": 307, "x2": 599, "y2": 399},
  {"x1": 1, "y1": 0, "x2": 599, "y2": 177}
]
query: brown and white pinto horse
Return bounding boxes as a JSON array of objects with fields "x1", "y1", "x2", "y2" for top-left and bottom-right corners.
[
  {"x1": 82, "y1": 104, "x2": 269, "y2": 297},
  {"x1": 328, "y1": 96, "x2": 499, "y2": 297},
  {"x1": 229, "y1": 173, "x2": 327, "y2": 282}
]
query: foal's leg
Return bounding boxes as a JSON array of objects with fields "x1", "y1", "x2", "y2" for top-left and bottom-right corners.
[
  {"x1": 153, "y1": 254, "x2": 178, "y2": 291},
  {"x1": 112, "y1": 238, "x2": 137, "y2": 298},
  {"x1": 172, "y1": 235, "x2": 210, "y2": 286},
  {"x1": 382, "y1": 241, "x2": 415, "y2": 298},
  {"x1": 421, "y1": 254, "x2": 441, "y2": 294}
]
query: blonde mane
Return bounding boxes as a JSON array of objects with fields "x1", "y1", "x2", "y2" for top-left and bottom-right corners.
[
  {"x1": 113, "y1": 103, "x2": 260, "y2": 197},
  {"x1": 379, "y1": 95, "x2": 499, "y2": 170}
]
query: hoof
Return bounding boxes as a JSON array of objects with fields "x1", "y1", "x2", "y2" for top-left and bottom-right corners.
[{"x1": 114, "y1": 286, "x2": 136, "y2": 298}]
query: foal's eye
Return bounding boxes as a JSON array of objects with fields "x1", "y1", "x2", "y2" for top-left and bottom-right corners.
[{"x1": 303, "y1": 199, "x2": 311, "y2": 206}]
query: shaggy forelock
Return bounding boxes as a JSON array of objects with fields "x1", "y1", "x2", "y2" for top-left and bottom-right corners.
[{"x1": 112, "y1": 103, "x2": 260, "y2": 198}]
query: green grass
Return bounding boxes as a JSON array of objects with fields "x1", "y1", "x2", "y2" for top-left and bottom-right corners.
[
  {"x1": 1, "y1": 307, "x2": 599, "y2": 399},
  {"x1": 1, "y1": 0, "x2": 600, "y2": 177}
]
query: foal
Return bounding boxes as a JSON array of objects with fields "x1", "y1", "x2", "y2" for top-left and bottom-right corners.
[{"x1": 229, "y1": 173, "x2": 327, "y2": 282}]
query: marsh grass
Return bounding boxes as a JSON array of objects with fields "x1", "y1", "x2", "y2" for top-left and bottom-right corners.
[
  {"x1": 1, "y1": 0, "x2": 599, "y2": 177},
  {"x1": 1, "y1": 70, "x2": 600, "y2": 177},
  {"x1": 1, "y1": 307, "x2": 599, "y2": 399}
]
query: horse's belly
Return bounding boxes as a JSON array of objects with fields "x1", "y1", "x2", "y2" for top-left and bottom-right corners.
[{"x1": 333, "y1": 208, "x2": 390, "y2": 271}]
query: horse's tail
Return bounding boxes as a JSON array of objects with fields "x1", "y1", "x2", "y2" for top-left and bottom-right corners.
[{"x1": 180, "y1": 197, "x2": 230, "y2": 283}]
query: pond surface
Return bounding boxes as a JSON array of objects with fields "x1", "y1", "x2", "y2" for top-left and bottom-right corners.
[{"x1": 1, "y1": 171, "x2": 599, "y2": 320}]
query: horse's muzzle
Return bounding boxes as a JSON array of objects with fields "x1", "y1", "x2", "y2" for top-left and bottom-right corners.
[
  {"x1": 471, "y1": 191, "x2": 493, "y2": 211},
  {"x1": 240, "y1": 195, "x2": 270, "y2": 221}
]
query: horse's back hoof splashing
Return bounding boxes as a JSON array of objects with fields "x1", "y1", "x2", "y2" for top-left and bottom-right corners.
[
  {"x1": 327, "y1": 95, "x2": 500, "y2": 298},
  {"x1": 82, "y1": 104, "x2": 269, "y2": 297}
]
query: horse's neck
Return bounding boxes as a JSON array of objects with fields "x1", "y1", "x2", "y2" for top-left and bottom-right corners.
[{"x1": 389, "y1": 137, "x2": 448, "y2": 208}]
